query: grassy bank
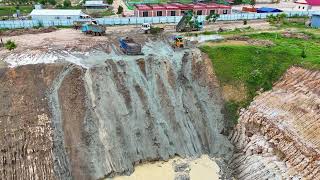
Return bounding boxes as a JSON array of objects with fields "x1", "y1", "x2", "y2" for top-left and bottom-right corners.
[{"x1": 201, "y1": 31, "x2": 320, "y2": 125}]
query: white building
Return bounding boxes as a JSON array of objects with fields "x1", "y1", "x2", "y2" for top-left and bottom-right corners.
[
  {"x1": 30, "y1": 9, "x2": 90, "y2": 21},
  {"x1": 83, "y1": 0, "x2": 110, "y2": 9}
]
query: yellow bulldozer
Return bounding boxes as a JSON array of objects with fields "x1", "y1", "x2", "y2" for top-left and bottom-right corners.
[{"x1": 172, "y1": 35, "x2": 184, "y2": 48}]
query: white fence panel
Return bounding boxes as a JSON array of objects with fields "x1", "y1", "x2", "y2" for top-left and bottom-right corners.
[{"x1": 0, "y1": 11, "x2": 316, "y2": 29}]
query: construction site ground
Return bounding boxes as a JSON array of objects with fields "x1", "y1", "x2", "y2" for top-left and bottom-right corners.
[{"x1": 0, "y1": 20, "x2": 271, "y2": 66}]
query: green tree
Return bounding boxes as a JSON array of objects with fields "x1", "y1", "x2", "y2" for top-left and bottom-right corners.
[
  {"x1": 216, "y1": 0, "x2": 229, "y2": 5},
  {"x1": 117, "y1": 5, "x2": 123, "y2": 14},
  {"x1": 233, "y1": 0, "x2": 243, "y2": 5},
  {"x1": 206, "y1": 12, "x2": 220, "y2": 24},
  {"x1": 38, "y1": 0, "x2": 47, "y2": 5},
  {"x1": 242, "y1": 0, "x2": 255, "y2": 7},
  {"x1": 107, "y1": 0, "x2": 113, "y2": 4},
  {"x1": 48, "y1": 0, "x2": 57, "y2": 6},
  {"x1": 63, "y1": 0, "x2": 71, "y2": 7}
]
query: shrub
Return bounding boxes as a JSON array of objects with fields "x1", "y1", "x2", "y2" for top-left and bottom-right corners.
[
  {"x1": 107, "y1": 0, "x2": 114, "y2": 4},
  {"x1": 301, "y1": 48, "x2": 307, "y2": 58},
  {"x1": 63, "y1": 0, "x2": 71, "y2": 7},
  {"x1": 5, "y1": 40, "x2": 17, "y2": 51},
  {"x1": 56, "y1": 4, "x2": 63, "y2": 8},
  {"x1": 48, "y1": 0, "x2": 57, "y2": 6},
  {"x1": 206, "y1": 12, "x2": 220, "y2": 24},
  {"x1": 117, "y1": 5, "x2": 123, "y2": 14},
  {"x1": 150, "y1": 27, "x2": 162, "y2": 34}
]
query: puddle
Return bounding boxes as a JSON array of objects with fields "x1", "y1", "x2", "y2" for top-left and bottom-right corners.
[
  {"x1": 186, "y1": 35, "x2": 224, "y2": 43},
  {"x1": 204, "y1": 40, "x2": 249, "y2": 47}
]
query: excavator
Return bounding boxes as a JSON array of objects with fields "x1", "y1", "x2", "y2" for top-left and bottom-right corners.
[{"x1": 176, "y1": 10, "x2": 204, "y2": 32}]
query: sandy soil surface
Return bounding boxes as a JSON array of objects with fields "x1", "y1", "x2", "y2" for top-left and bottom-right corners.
[
  {"x1": 0, "y1": 20, "x2": 272, "y2": 68},
  {"x1": 110, "y1": 155, "x2": 220, "y2": 180}
]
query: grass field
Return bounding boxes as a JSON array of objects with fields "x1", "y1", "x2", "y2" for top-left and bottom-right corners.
[
  {"x1": 0, "y1": 6, "x2": 33, "y2": 17},
  {"x1": 201, "y1": 29, "x2": 320, "y2": 124}
]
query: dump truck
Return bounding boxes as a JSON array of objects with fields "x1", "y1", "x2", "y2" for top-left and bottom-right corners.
[
  {"x1": 176, "y1": 11, "x2": 204, "y2": 32},
  {"x1": 73, "y1": 20, "x2": 93, "y2": 30},
  {"x1": 141, "y1": 23, "x2": 165, "y2": 34},
  {"x1": 119, "y1": 37, "x2": 143, "y2": 55},
  {"x1": 81, "y1": 21, "x2": 106, "y2": 36}
]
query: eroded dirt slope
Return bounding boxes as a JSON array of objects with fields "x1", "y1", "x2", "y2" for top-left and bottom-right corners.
[
  {"x1": 230, "y1": 67, "x2": 320, "y2": 180},
  {"x1": 0, "y1": 46, "x2": 233, "y2": 179},
  {"x1": 0, "y1": 64, "x2": 64, "y2": 180}
]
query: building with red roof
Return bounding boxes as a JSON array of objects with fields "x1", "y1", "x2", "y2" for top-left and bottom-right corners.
[{"x1": 134, "y1": 3, "x2": 231, "y2": 17}]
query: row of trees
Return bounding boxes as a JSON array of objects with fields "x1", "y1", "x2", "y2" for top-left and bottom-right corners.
[
  {"x1": 0, "y1": 0, "x2": 73, "y2": 7},
  {"x1": 214, "y1": 0, "x2": 256, "y2": 7}
]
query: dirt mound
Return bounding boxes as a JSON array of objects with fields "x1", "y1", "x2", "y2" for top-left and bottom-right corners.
[
  {"x1": 225, "y1": 36, "x2": 274, "y2": 47},
  {"x1": 0, "y1": 27, "x2": 57, "y2": 37},
  {"x1": 226, "y1": 35, "x2": 250, "y2": 41},
  {"x1": 247, "y1": 39, "x2": 274, "y2": 47},
  {"x1": 281, "y1": 31, "x2": 311, "y2": 40}
]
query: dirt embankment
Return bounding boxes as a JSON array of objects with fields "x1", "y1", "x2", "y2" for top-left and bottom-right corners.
[
  {"x1": 0, "y1": 64, "x2": 64, "y2": 180},
  {"x1": 0, "y1": 33, "x2": 233, "y2": 179},
  {"x1": 0, "y1": 27, "x2": 57, "y2": 37},
  {"x1": 229, "y1": 67, "x2": 320, "y2": 179}
]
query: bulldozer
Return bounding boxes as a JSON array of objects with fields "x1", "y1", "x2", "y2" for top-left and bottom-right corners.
[
  {"x1": 172, "y1": 35, "x2": 184, "y2": 48},
  {"x1": 176, "y1": 11, "x2": 204, "y2": 32}
]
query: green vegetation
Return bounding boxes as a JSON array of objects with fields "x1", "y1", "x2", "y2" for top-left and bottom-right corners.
[
  {"x1": 201, "y1": 30, "x2": 320, "y2": 125},
  {"x1": 242, "y1": 0, "x2": 256, "y2": 7},
  {"x1": 48, "y1": 0, "x2": 57, "y2": 5},
  {"x1": 4, "y1": 40, "x2": 17, "y2": 51},
  {"x1": 206, "y1": 12, "x2": 220, "y2": 24},
  {"x1": 87, "y1": 10, "x2": 114, "y2": 18},
  {"x1": 63, "y1": 0, "x2": 71, "y2": 7},
  {"x1": 0, "y1": 6, "x2": 33, "y2": 17},
  {"x1": 117, "y1": 5, "x2": 123, "y2": 14},
  {"x1": 267, "y1": 13, "x2": 288, "y2": 25}
]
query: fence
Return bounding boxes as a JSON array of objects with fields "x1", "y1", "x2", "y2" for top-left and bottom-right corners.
[{"x1": 0, "y1": 11, "x2": 315, "y2": 29}]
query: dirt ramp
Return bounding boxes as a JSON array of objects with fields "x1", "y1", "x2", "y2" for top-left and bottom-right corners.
[{"x1": 229, "y1": 67, "x2": 320, "y2": 179}]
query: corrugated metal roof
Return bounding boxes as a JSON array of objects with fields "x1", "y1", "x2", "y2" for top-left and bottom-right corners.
[
  {"x1": 30, "y1": 9, "x2": 86, "y2": 16},
  {"x1": 135, "y1": 4, "x2": 152, "y2": 10},
  {"x1": 85, "y1": 0, "x2": 106, "y2": 5},
  {"x1": 85, "y1": 0, "x2": 103, "y2": 4}
]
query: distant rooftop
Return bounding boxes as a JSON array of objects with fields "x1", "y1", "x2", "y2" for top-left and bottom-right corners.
[
  {"x1": 30, "y1": 9, "x2": 87, "y2": 16},
  {"x1": 84, "y1": 0, "x2": 109, "y2": 6},
  {"x1": 135, "y1": 3, "x2": 231, "y2": 11},
  {"x1": 306, "y1": 0, "x2": 320, "y2": 6}
]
